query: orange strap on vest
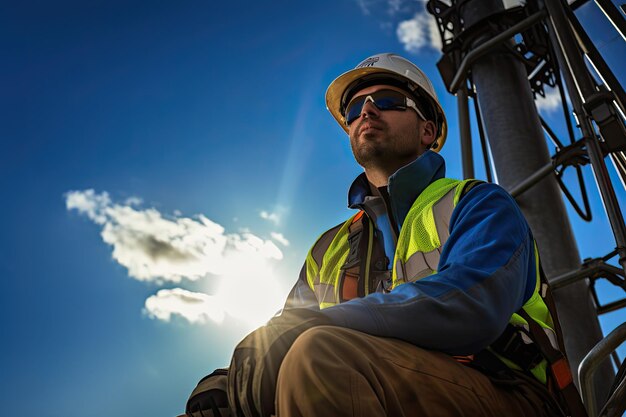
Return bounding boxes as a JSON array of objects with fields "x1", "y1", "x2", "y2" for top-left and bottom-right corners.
[
  {"x1": 518, "y1": 309, "x2": 588, "y2": 417},
  {"x1": 340, "y1": 211, "x2": 366, "y2": 301}
]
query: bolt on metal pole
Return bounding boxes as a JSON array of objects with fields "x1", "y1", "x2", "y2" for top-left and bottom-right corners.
[{"x1": 456, "y1": 0, "x2": 613, "y2": 404}]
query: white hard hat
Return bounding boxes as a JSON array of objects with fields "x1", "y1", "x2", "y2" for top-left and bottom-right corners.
[{"x1": 325, "y1": 53, "x2": 447, "y2": 151}]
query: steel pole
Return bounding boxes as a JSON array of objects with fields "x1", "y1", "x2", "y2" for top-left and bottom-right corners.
[
  {"x1": 457, "y1": 86, "x2": 475, "y2": 179},
  {"x1": 457, "y1": 0, "x2": 612, "y2": 403}
]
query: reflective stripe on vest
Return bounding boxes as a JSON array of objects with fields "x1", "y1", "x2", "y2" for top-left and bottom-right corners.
[{"x1": 393, "y1": 181, "x2": 458, "y2": 285}]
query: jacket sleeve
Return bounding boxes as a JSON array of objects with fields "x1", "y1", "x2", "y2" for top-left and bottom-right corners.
[{"x1": 320, "y1": 183, "x2": 537, "y2": 356}]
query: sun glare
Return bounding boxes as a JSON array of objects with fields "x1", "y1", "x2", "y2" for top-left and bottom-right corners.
[{"x1": 214, "y1": 252, "x2": 287, "y2": 332}]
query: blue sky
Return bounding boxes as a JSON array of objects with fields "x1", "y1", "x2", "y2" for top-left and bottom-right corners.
[{"x1": 1, "y1": 1, "x2": 625, "y2": 416}]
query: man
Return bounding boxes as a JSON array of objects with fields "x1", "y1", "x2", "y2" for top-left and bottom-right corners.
[{"x1": 185, "y1": 53, "x2": 583, "y2": 417}]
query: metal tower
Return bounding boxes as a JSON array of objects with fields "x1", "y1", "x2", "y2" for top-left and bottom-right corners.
[{"x1": 427, "y1": 0, "x2": 626, "y2": 415}]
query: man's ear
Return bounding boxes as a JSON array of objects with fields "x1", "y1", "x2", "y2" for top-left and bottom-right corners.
[{"x1": 420, "y1": 120, "x2": 437, "y2": 148}]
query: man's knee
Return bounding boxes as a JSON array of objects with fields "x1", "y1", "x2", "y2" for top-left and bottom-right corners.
[
  {"x1": 282, "y1": 326, "x2": 341, "y2": 369},
  {"x1": 278, "y1": 325, "x2": 362, "y2": 384},
  {"x1": 276, "y1": 326, "x2": 361, "y2": 415}
]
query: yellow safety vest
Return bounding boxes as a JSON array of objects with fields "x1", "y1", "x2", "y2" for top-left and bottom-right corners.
[{"x1": 304, "y1": 178, "x2": 558, "y2": 383}]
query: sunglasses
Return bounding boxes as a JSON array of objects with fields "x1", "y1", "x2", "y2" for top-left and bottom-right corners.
[{"x1": 343, "y1": 89, "x2": 427, "y2": 126}]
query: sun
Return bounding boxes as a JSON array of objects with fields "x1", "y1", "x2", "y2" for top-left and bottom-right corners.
[{"x1": 214, "y1": 251, "x2": 288, "y2": 332}]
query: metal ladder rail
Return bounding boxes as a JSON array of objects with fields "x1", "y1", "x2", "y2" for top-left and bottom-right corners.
[{"x1": 578, "y1": 323, "x2": 626, "y2": 417}]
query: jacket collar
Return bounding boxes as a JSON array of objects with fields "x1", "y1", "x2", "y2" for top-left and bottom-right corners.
[{"x1": 347, "y1": 150, "x2": 446, "y2": 228}]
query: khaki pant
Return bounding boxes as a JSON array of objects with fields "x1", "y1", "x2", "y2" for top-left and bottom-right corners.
[{"x1": 275, "y1": 326, "x2": 562, "y2": 417}]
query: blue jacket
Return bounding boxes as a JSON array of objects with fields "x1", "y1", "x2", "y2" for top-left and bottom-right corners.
[{"x1": 284, "y1": 151, "x2": 536, "y2": 356}]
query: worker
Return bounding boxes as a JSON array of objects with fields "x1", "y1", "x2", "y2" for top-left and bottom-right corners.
[{"x1": 184, "y1": 53, "x2": 586, "y2": 417}]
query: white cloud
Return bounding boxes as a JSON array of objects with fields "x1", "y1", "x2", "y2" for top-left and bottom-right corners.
[
  {"x1": 144, "y1": 288, "x2": 225, "y2": 324},
  {"x1": 351, "y1": 1, "x2": 443, "y2": 53},
  {"x1": 535, "y1": 87, "x2": 562, "y2": 113},
  {"x1": 66, "y1": 189, "x2": 111, "y2": 225},
  {"x1": 66, "y1": 190, "x2": 284, "y2": 283},
  {"x1": 124, "y1": 196, "x2": 142, "y2": 206},
  {"x1": 260, "y1": 206, "x2": 289, "y2": 226},
  {"x1": 271, "y1": 232, "x2": 290, "y2": 247},
  {"x1": 67, "y1": 189, "x2": 290, "y2": 328},
  {"x1": 143, "y1": 245, "x2": 286, "y2": 329},
  {"x1": 229, "y1": 232, "x2": 283, "y2": 260},
  {"x1": 396, "y1": 11, "x2": 441, "y2": 53},
  {"x1": 260, "y1": 210, "x2": 281, "y2": 225}
]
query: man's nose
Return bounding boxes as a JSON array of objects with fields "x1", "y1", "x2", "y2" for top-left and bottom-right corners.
[{"x1": 361, "y1": 99, "x2": 380, "y2": 120}]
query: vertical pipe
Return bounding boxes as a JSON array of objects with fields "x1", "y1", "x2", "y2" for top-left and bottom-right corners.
[
  {"x1": 472, "y1": 90, "x2": 494, "y2": 183},
  {"x1": 457, "y1": 86, "x2": 475, "y2": 179},
  {"x1": 457, "y1": 0, "x2": 613, "y2": 404}
]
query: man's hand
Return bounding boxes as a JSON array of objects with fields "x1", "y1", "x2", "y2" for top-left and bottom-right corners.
[
  {"x1": 227, "y1": 308, "x2": 331, "y2": 417},
  {"x1": 185, "y1": 368, "x2": 231, "y2": 417}
]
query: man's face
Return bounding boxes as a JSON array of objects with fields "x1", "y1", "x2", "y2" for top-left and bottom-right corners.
[{"x1": 346, "y1": 84, "x2": 433, "y2": 171}]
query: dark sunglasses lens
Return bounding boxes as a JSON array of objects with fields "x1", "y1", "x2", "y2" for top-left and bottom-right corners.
[
  {"x1": 345, "y1": 97, "x2": 366, "y2": 125},
  {"x1": 344, "y1": 91, "x2": 407, "y2": 125},
  {"x1": 375, "y1": 94, "x2": 405, "y2": 110}
]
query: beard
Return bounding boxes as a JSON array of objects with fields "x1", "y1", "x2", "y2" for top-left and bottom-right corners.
[
  {"x1": 350, "y1": 128, "x2": 421, "y2": 171},
  {"x1": 351, "y1": 138, "x2": 386, "y2": 168}
]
